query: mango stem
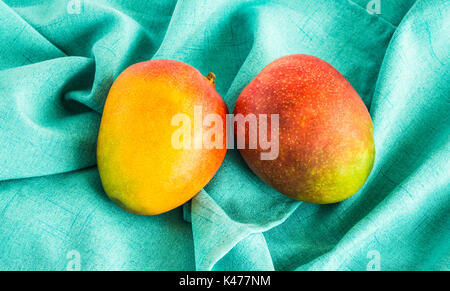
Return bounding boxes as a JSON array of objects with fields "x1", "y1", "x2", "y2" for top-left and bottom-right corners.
[{"x1": 206, "y1": 72, "x2": 216, "y2": 86}]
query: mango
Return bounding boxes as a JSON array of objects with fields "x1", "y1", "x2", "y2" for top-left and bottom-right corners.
[
  {"x1": 234, "y1": 55, "x2": 375, "y2": 204},
  {"x1": 97, "y1": 60, "x2": 228, "y2": 215}
]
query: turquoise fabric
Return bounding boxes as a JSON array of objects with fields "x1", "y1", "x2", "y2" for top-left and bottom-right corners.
[{"x1": 0, "y1": 0, "x2": 448, "y2": 271}]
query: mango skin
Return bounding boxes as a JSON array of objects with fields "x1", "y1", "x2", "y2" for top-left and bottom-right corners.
[
  {"x1": 97, "y1": 60, "x2": 228, "y2": 215},
  {"x1": 234, "y1": 55, "x2": 375, "y2": 204}
]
